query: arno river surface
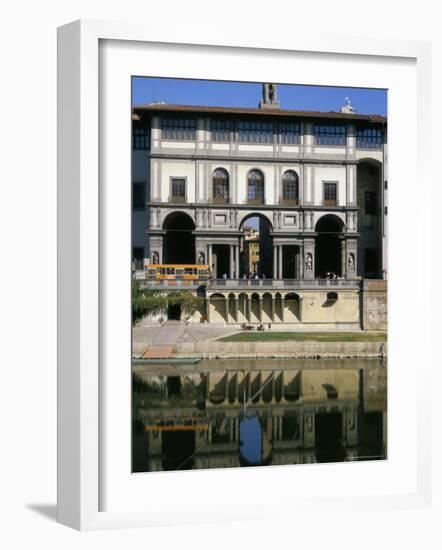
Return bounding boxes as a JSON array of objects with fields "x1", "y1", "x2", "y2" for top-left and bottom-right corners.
[{"x1": 132, "y1": 358, "x2": 387, "y2": 472}]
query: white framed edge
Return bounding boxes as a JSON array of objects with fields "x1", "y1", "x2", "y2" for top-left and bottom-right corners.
[{"x1": 57, "y1": 19, "x2": 433, "y2": 531}]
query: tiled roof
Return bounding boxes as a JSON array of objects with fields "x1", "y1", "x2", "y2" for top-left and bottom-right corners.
[{"x1": 133, "y1": 103, "x2": 386, "y2": 123}]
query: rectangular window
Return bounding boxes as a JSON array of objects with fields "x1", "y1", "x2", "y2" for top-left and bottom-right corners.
[
  {"x1": 323, "y1": 182, "x2": 337, "y2": 205},
  {"x1": 161, "y1": 118, "x2": 196, "y2": 140},
  {"x1": 356, "y1": 127, "x2": 383, "y2": 149},
  {"x1": 365, "y1": 191, "x2": 377, "y2": 215},
  {"x1": 314, "y1": 125, "x2": 346, "y2": 146},
  {"x1": 133, "y1": 182, "x2": 145, "y2": 210},
  {"x1": 171, "y1": 178, "x2": 186, "y2": 202},
  {"x1": 238, "y1": 120, "x2": 273, "y2": 143},
  {"x1": 132, "y1": 126, "x2": 149, "y2": 150},
  {"x1": 281, "y1": 123, "x2": 301, "y2": 144},
  {"x1": 211, "y1": 119, "x2": 231, "y2": 142}
]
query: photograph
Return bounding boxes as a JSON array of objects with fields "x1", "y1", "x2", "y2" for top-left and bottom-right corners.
[{"x1": 130, "y1": 77, "x2": 388, "y2": 472}]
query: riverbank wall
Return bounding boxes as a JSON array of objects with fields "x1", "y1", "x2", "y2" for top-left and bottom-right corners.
[{"x1": 173, "y1": 340, "x2": 387, "y2": 359}]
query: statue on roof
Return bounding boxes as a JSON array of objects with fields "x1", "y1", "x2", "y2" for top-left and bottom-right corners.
[
  {"x1": 259, "y1": 83, "x2": 280, "y2": 109},
  {"x1": 341, "y1": 97, "x2": 357, "y2": 114}
]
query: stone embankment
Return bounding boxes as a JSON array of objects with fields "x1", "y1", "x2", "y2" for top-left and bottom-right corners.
[{"x1": 173, "y1": 340, "x2": 387, "y2": 359}]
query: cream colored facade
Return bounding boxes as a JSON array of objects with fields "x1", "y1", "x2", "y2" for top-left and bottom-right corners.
[{"x1": 132, "y1": 86, "x2": 387, "y2": 325}]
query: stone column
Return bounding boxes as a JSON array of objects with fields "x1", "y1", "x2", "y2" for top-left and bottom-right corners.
[
  {"x1": 271, "y1": 296, "x2": 275, "y2": 322},
  {"x1": 273, "y1": 244, "x2": 277, "y2": 279},
  {"x1": 208, "y1": 244, "x2": 213, "y2": 273},
  {"x1": 299, "y1": 245, "x2": 304, "y2": 280},
  {"x1": 234, "y1": 296, "x2": 239, "y2": 323},
  {"x1": 224, "y1": 296, "x2": 229, "y2": 323},
  {"x1": 298, "y1": 295, "x2": 303, "y2": 321},
  {"x1": 340, "y1": 239, "x2": 347, "y2": 278},
  {"x1": 246, "y1": 294, "x2": 251, "y2": 322},
  {"x1": 295, "y1": 248, "x2": 300, "y2": 280},
  {"x1": 280, "y1": 295, "x2": 285, "y2": 322},
  {"x1": 206, "y1": 296, "x2": 211, "y2": 323},
  {"x1": 278, "y1": 245, "x2": 283, "y2": 280},
  {"x1": 258, "y1": 296, "x2": 263, "y2": 322},
  {"x1": 235, "y1": 244, "x2": 240, "y2": 278}
]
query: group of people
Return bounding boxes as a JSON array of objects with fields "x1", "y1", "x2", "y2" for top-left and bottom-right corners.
[
  {"x1": 322, "y1": 271, "x2": 339, "y2": 280},
  {"x1": 242, "y1": 322, "x2": 272, "y2": 331},
  {"x1": 220, "y1": 272, "x2": 266, "y2": 280},
  {"x1": 242, "y1": 272, "x2": 265, "y2": 280}
]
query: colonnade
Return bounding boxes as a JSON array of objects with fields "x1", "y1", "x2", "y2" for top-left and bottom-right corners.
[{"x1": 205, "y1": 292, "x2": 302, "y2": 324}]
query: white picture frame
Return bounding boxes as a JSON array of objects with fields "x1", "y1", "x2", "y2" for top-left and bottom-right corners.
[{"x1": 57, "y1": 19, "x2": 433, "y2": 531}]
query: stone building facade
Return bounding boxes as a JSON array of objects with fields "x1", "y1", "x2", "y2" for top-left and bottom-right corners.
[{"x1": 132, "y1": 84, "x2": 387, "y2": 326}]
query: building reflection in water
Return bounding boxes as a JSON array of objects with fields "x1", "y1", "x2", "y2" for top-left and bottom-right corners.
[{"x1": 132, "y1": 359, "x2": 387, "y2": 472}]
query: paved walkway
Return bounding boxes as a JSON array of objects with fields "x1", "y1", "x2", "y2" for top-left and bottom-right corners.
[{"x1": 142, "y1": 321, "x2": 183, "y2": 359}]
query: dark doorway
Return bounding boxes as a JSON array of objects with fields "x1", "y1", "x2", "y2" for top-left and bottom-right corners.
[
  {"x1": 167, "y1": 303, "x2": 181, "y2": 320},
  {"x1": 315, "y1": 215, "x2": 343, "y2": 278},
  {"x1": 282, "y1": 245, "x2": 300, "y2": 278},
  {"x1": 163, "y1": 212, "x2": 195, "y2": 264},
  {"x1": 315, "y1": 412, "x2": 346, "y2": 463},
  {"x1": 213, "y1": 244, "x2": 229, "y2": 278}
]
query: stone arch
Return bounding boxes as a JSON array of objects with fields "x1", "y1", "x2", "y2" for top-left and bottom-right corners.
[
  {"x1": 274, "y1": 292, "x2": 284, "y2": 322},
  {"x1": 284, "y1": 292, "x2": 301, "y2": 322},
  {"x1": 227, "y1": 292, "x2": 236, "y2": 322},
  {"x1": 262, "y1": 292, "x2": 273, "y2": 323},
  {"x1": 314, "y1": 214, "x2": 345, "y2": 278},
  {"x1": 209, "y1": 293, "x2": 228, "y2": 323},
  {"x1": 162, "y1": 211, "x2": 196, "y2": 264},
  {"x1": 238, "y1": 292, "x2": 249, "y2": 323},
  {"x1": 239, "y1": 212, "x2": 274, "y2": 278},
  {"x1": 250, "y1": 292, "x2": 261, "y2": 323}
]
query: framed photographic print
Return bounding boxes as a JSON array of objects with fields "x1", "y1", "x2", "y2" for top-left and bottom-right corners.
[{"x1": 57, "y1": 19, "x2": 433, "y2": 530}]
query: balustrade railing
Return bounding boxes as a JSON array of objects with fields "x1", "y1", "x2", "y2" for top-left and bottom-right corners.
[{"x1": 139, "y1": 277, "x2": 360, "y2": 289}]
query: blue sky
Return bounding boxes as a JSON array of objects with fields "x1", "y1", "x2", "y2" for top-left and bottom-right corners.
[{"x1": 132, "y1": 77, "x2": 387, "y2": 116}]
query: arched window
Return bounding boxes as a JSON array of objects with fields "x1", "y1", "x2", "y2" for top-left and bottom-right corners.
[
  {"x1": 247, "y1": 169, "x2": 264, "y2": 205},
  {"x1": 282, "y1": 170, "x2": 299, "y2": 205},
  {"x1": 212, "y1": 168, "x2": 229, "y2": 203}
]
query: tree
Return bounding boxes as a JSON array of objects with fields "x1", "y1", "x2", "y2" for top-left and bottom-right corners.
[{"x1": 132, "y1": 282, "x2": 204, "y2": 324}]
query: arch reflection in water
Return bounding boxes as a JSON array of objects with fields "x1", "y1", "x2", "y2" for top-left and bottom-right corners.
[{"x1": 132, "y1": 358, "x2": 387, "y2": 473}]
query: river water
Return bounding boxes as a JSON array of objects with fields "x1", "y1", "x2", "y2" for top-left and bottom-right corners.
[{"x1": 132, "y1": 358, "x2": 387, "y2": 472}]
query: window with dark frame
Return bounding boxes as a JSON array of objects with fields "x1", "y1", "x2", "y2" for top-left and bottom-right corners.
[
  {"x1": 133, "y1": 182, "x2": 145, "y2": 210},
  {"x1": 171, "y1": 178, "x2": 186, "y2": 202},
  {"x1": 314, "y1": 125, "x2": 346, "y2": 146},
  {"x1": 238, "y1": 120, "x2": 273, "y2": 143},
  {"x1": 356, "y1": 127, "x2": 383, "y2": 149},
  {"x1": 161, "y1": 118, "x2": 196, "y2": 140},
  {"x1": 247, "y1": 169, "x2": 265, "y2": 204},
  {"x1": 212, "y1": 168, "x2": 229, "y2": 203},
  {"x1": 281, "y1": 123, "x2": 301, "y2": 144},
  {"x1": 282, "y1": 170, "x2": 299, "y2": 205},
  {"x1": 365, "y1": 191, "x2": 377, "y2": 215},
  {"x1": 132, "y1": 126, "x2": 149, "y2": 150},
  {"x1": 211, "y1": 119, "x2": 231, "y2": 142},
  {"x1": 323, "y1": 182, "x2": 337, "y2": 205}
]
